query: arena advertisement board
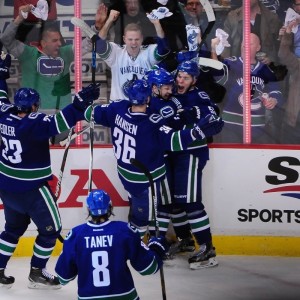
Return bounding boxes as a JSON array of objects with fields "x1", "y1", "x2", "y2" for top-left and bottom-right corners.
[
  {"x1": 1, "y1": 146, "x2": 299, "y2": 238},
  {"x1": 203, "y1": 147, "x2": 300, "y2": 236}
]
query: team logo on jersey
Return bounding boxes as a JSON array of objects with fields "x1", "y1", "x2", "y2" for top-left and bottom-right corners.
[
  {"x1": 37, "y1": 56, "x2": 64, "y2": 76},
  {"x1": 159, "y1": 106, "x2": 175, "y2": 118},
  {"x1": 0, "y1": 103, "x2": 14, "y2": 112},
  {"x1": 149, "y1": 113, "x2": 163, "y2": 123},
  {"x1": 198, "y1": 91, "x2": 210, "y2": 99},
  {"x1": 64, "y1": 229, "x2": 73, "y2": 240},
  {"x1": 238, "y1": 93, "x2": 262, "y2": 111},
  {"x1": 46, "y1": 225, "x2": 53, "y2": 231},
  {"x1": 128, "y1": 223, "x2": 138, "y2": 233},
  {"x1": 238, "y1": 83, "x2": 264, "y2": 111}
]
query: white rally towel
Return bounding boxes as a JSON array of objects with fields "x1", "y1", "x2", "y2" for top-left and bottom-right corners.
[
  {"x1": 186, "y1": 24, "x2": 200, "y2": 51},
  {"x1": 21, "y1": 0, "x2": 49, "y2": 21},
  {"x1": 215, "y1": 28, "x2": 231, "y2": 55},
  {"x1": 147, "y1": 7, "x2": 173, "y2": 20},
  {"x1": 284, "y1": 7, "x2": 300, "y2": 34},
  {"x1": 31, "y1": 0, "x2": 49, "y2": 21}
]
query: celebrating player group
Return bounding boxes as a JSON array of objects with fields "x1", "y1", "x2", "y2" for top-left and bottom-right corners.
[{"x1": 0, "y1": 1, "x2": 225, "y2": 299}]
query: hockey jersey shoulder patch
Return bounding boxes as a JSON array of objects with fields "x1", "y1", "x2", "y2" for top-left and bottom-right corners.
[
  {"x1": 128, "y1": 223, "x2": 138, "y2": 233},
  {"x1": 159, "y1": 105, "x2": 176, "y2": 119},
  {"x1": 149, "y1": 113, "x2": 163, "y2": 123},
  {"x1": 198, "y1": 91, "x2": 210, "y2": 100},
  {"x1": 64, "y1": 229, "x2": 73, "y2": 240}
]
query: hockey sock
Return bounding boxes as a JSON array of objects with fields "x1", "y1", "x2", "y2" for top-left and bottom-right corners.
[
  {"x1": 171, "y1": 210, "x2": 192, "y2": 240},
  {"x1": 187, "y1": 209, "x2": 212, "y2": 245},
  {"x1": 0, "y1": 233, "x2": 18, "y2": 268},
  {"x1": 30, "y1": 236, "x2": 56, "y2": 269}
]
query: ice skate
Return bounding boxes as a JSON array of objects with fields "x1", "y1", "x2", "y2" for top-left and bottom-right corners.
[
  {"x1": 28, "y1": 267, "x2": 61, "y2": 289},
  {"x1": 178, "y1": 237, "x2": 196, "y2": 253},
  {"x1": 0, "y1": 269, "x2": 15, "y2": 289},
  {"x1": 188, "y1": 241, "x2": 218, "y2": 270},
  {"x1": 166, "y1": 237, "x2": 196, "y2": 259}
]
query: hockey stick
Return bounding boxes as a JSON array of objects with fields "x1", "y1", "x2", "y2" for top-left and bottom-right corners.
[
  {"x1": 54, "y1": 127, "x2": 74, "y2": 244},
  {"x1": 59, "y1": 125, "x2": 90, "y2": 147},
  {"x1": 71, "y1": 17, "x2": 97, "y2": 40},
  {"x1": 88, "y1": 30, "x2": 98, "y2": 193},
  {"x1": 198, "y1": 57, "x2": 224, "y2": 70},
  {"x1": 88, "y1": 106, "x2": 95, "y2": 193},
  {"x1": 130, "y1": 158, "x2": 167, "y2": 300},
  {"x1": 55, "y1": 127, "x2": 74, "y2": 199},
  {"x1": 71, "y1": 17, "x2": 98, "y2": 193},
  {"x1": 198, "y1": 0, "x2": 216, "y2": 49},
  {"x1": 51, "y1": 96, "x2": 61, "y2": 145}
]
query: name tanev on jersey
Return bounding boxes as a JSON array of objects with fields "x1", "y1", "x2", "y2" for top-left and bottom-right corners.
[{"x1": 84, "y1": 235, "x2": 113, "y2": 248}]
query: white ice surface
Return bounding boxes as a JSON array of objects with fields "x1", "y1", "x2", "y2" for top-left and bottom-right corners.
[{"x1": 1, "y1": 255, "x2": 300, "y2": 300}]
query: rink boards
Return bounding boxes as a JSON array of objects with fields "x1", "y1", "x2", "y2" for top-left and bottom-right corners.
[{"x1": 0, "y1": 145, "x2": 300, "y2": 257}]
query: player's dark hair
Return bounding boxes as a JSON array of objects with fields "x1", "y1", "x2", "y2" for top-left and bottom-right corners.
[
  {"x1": 91, "y1": 214, "x2": 109, "y2": 224},
  {"x1": 89, "y1": 206, "x2": 114, "y2": 224}
]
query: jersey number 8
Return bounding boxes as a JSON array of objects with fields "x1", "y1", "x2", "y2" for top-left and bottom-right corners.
[{"x1": 92, "y1": 250, "x2": 110, "y2": 287}]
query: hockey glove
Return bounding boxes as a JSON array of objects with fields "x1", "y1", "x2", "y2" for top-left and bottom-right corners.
[
  {"x1": 0, "y1": 52, "x2": 11, "y2": 80},
  {"x1": 178, "y1": 106, "x2": 201, "y2": 123},
  {"x1": 196, "y1": 114, "x2": 224, "y2": 137},
  {"x1": 72, "y1": 83, "x2": 100, "y2": 111},
  {"x1": 148, "y1": 236, "x2": 169, "y2": 259},
  {"x1": 192, "y1": 125, "x2": 206, "y2": 140}
]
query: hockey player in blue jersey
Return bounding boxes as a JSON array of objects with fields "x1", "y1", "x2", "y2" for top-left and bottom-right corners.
[
  {"x1": 0, "y1": 57, "x2": 100, "y2": 289},
  {"x1": 55, "y1": 189, "x2": 168, "y2": 300},
  {"x1": 147, "y1": 67, "x2": 180, "y2": 127},
  {"x1": 210, "y1": 33, "x2": 284, "y2": 143},
  {"x1": 146, "y1": 67, "x2": 202, "y2": 254},
  {"x1": 81, "y1": 78, "x2": 223, "y2": 238},
  {"x1": 146, "y1": 66, "x2": 200, "y2": 130},
  {"x1": 162, "y1": 60, "x2": 222, "y2": 270}
]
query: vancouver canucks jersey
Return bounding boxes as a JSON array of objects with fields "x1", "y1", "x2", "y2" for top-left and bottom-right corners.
[
  {"x1": 84, "y1": 100, "x2": 199, "y2": 195},
  {"x1": 96, "y1": 37, "x2": 169, "y2": 101},
  {"x1": 172, "y1": 87, "x2": 219, "y2": 159},
  {"x1": 55, "y1": 220, "x2": 162, "y2": 300},
  {"x1": 148, "y1": 95, "x2": 185, "y2": 130},
  {"x1": 220, "y1": 57, "x2": 283, "y2": 129},
  {"x1": 0, "y1": 94, "x2": 84, "y2": 192}
]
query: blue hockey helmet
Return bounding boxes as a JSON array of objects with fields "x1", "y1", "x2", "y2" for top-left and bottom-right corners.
[
  {"x1": 86, "y1": 189, "x2": 112, "y2": 217},
  {"x1": 14, "y1": 88, "x2": 40, "y2": 112},
  {"x1": 123, "y1": 79, "x2": 135, "y2": 99},
  {"x1": 146, "y1": 67, "x2": 175, "y2": 87},
  {"x1": 176, "y1": 60, "x2": 200, "y2": 78},
  {"x1": 127, "y1": 79, "x2": 151, "y2": 105}
]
